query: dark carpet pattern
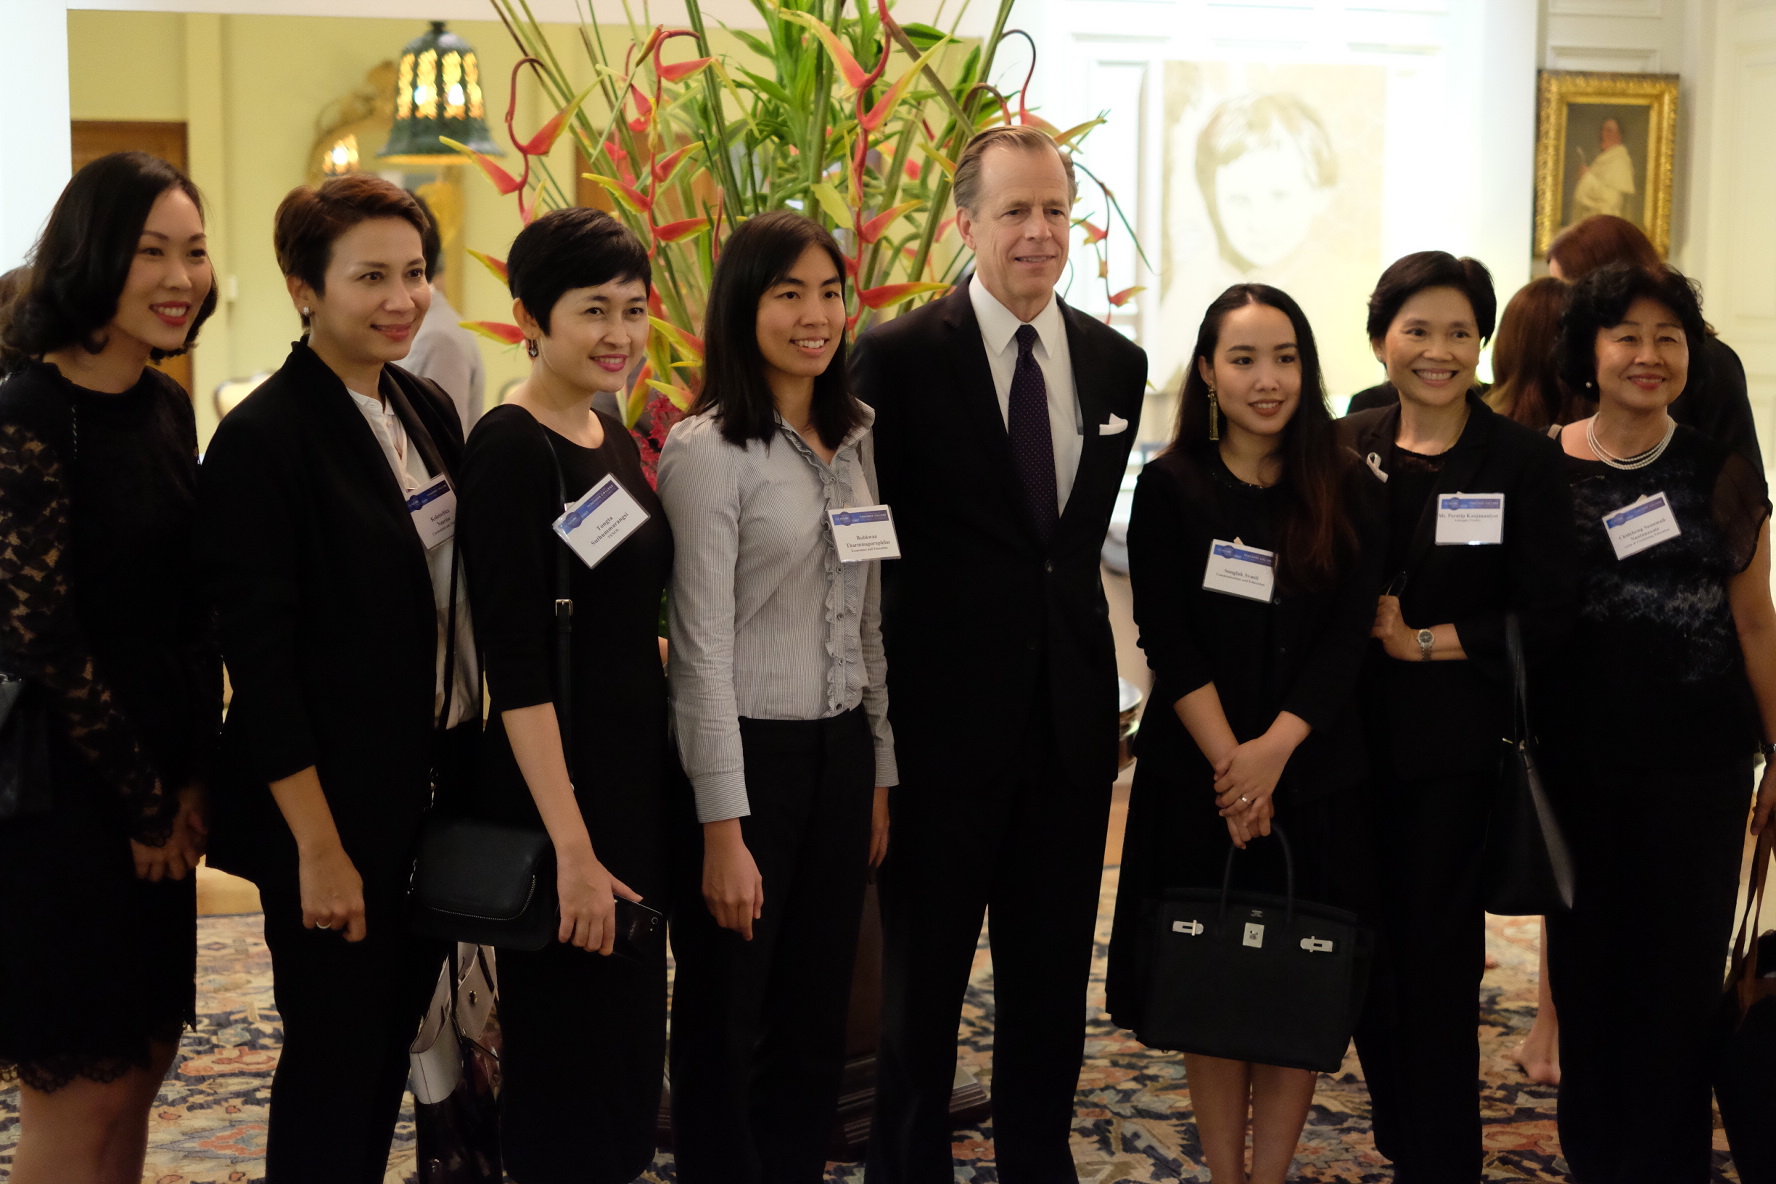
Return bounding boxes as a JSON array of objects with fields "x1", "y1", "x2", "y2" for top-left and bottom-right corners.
[{"x1": 0, "y1": 866, "x2": 1744, "y2": 1182}]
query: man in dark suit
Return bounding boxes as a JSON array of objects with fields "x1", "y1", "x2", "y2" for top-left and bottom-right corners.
[{"x1": 853, "y1": 125, "x2": 1148, "y2": 1182}]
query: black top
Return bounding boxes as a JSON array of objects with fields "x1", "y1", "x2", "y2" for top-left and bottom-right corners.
[
  {"x1": 1339, "y1": 393, "x2": 1579, "y2": 779},
  {"x1": 1126, "y1": 445, "x2": 1381, "y2": 803},
  {"x1": 456, "y1": 405, "x2": 674, "y2": 900},
  {"x1": 851, "y1": 279, "x2": 1148, "y2": 790},
  {"x1": 1540, "y1": 426, "x2": 1769, "y2": 768},
  {"x1": 0, "y1": 362, "x2": 218, "y2": 841},
  {"x1": 197, "y1": 342, "x2": 470, "y2": 891},
  {"x1": 1384, "y1": 445, "x2": 1444, "y2": 576}
]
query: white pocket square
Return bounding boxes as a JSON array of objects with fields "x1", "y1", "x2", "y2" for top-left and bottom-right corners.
[{"x1": 1099, "y1": 414, "x2": 1129, "y2": 436}]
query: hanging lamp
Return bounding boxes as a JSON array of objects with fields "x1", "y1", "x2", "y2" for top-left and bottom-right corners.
[{"x1": 379, "y1": 21, "x2": 504, "y2": 165}]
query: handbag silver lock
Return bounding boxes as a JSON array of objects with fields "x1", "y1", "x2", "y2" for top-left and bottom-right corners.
[
  {"x1": 1242, "y1": 922, "x2": 1265, "y2": 948},
  {"x1": 1171, "y1": 919, "x2": 1204, "y2": 936},
  {"x1": 1300, "y1": 937, "x2": 1335, "y2": 953}
]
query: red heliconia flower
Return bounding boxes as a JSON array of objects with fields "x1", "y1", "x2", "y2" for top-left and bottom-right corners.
[
  {"x1": 1080, "y1": 220, "x2": 1109, "y2": 245},
  {"x1": 658, "y1": 56, "x2": 714, "y2": 83},
  {"x1": 461, "y1": 321, "x2": 526, "y2": 345}
]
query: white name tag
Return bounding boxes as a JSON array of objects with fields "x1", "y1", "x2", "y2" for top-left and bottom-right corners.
[
  {"x1": 1602, "y1": 492, "x2": 1681, "y2": 560},
  {"x1": 828, "y1": 505, "x2": 901, "y2": 562},
  {"x1": 552, "y1": 473, "x2": 650, "y2": 570},
  {"x1": 407, "y1": 478, "x2": 457, "y2": 550},
  {"x1": 1202, "y1": 538, "x2": 1276, "y2": 603},
  {"x1": 1435, "y1": 492, "x2": 1505, "y2": 546}
]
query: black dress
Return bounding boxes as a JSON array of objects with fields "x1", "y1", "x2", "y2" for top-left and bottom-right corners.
[
  {"x1": 1541, "y1": 426, "x2": 1768, "y2": 1184},
  {"x1": 1106, "y1": 446, "x2": 1381, "y2": 1038},
  {"x1": 0, "y1": 362, "x2": 218, "y2": 1091},
  {"x1": 457, "y1": 404, "x2": 675, "y2": 1184}
]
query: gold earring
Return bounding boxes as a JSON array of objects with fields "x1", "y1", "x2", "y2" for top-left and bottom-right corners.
[{"x1": 1208, "y1": 386, "x2": 1220, "y2": 441}]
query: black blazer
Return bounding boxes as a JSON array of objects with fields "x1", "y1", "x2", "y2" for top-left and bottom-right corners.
[
  {"x1": 197, "y1": 341, "x2": 469, "y2": 891},
  {"x1": 1338, "y1": 392, "x2": 1577, "y2": 780},
  {"x1": 851, "y1": 279, "x2": 1147, "y2": 789}
]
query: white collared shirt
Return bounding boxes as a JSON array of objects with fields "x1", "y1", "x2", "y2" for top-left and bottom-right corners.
[
  {"x1": 969, "y1": 277, "x2": 1082, "y2": 514},
  {"x1": 347, "y1": 386, "x2": 479, "y2": 729}
]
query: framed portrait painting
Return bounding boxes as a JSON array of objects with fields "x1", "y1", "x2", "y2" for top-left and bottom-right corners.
[{"x1": 1534, "y1": 70, "x2": 1678, "y2": 257}]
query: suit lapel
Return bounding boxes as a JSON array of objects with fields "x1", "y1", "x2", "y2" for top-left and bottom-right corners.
[
  {"x1": 1402, "y1": 393, "x2": 1496, "y2": 578},
  {"x1": 1055, "y1": 299, "x2": 1116, "y2": 544}
]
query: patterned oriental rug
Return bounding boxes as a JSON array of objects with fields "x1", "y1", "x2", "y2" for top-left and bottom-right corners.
[{"x1": 0, "y1": 866, "x2": 1745, "y2": 1183}]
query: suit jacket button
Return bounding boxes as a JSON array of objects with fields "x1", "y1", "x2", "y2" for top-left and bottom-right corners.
[
  {"x1": 1044, "y1": 560, "x2": 1054, "y2": 574},
  {"x1": 1026, "y1": 639, "x2": 1038, "y2": 651}
]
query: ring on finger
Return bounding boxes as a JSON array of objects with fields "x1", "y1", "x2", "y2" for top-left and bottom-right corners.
[{"x1": 316, "y1": 921, "x2": 333, "y2": 930}]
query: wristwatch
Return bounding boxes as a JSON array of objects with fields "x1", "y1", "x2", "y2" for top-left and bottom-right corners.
[{"x1": 1416, "y1": 628, "x2": 1435, "y2": 661}]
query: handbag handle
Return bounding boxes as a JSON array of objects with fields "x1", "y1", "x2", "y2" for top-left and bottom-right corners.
[
  {"x1": 1730, "y1": 823, "x2": 1774, "y2": 997},
  {"x1": 1219, "y1": 823, "x2": 1295, "y2": 929},
  {"x1": 1505, "y1": 612, "x2": 1530, "y2": 746}
]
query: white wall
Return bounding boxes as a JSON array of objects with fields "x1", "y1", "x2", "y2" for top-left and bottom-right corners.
[{"x1": 0, "y1": 0, "x2": 72, "y2": 269}]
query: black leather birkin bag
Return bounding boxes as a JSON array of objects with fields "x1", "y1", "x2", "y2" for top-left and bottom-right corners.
[
  {"x1": 1481, "y1": 614, "x2": 1575, "y2": 916},
  {"x1": 0, "y1": 672, "x2": 53, "y2": 821},
  {"x1": 1138, "y1": 827, "x2": 1373, "y2": 1073},
  {"x1": 1715, "y1": 828, "x2": 1776, "y2": 1184}
]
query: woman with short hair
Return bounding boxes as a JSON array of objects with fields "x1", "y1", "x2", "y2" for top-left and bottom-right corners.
[
  {"x1": 196, "y1": 173, "x2": 475, "y2": 1182},
  {"x1": 0, "y1": 149, "x2": 220, "y2": 1184},
  {"x1": 455, "y1": 206, "x2": 676, "y2": 1183},
  {"x1": 1542, "y1": 263, "x2": 1776, "y2": 1183},
  {"x1": 1340, "y1": 250, "x2": 1578, "y2": 1184},
  {"x1": 660, "y1": 209, "x2": 894, "y2": 1184}
]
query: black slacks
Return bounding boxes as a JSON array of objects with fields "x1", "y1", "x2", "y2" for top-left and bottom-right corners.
[
  {"x1": 1352, "y1": 767, "x2": 1492, "y2": 1184},
  {"x1": 259, "y1": 878, "x2": 446, "y2": 1184},
  {"x1": 498, "y1": 933, "x2": 667, "y2": 1183},
  {"x1": 866, "y1": 717, "x2": 1112, "y2": 1184},
  {"x1": 668, "y1": 708, "x2": 875, "y2": 1184},
  {"x1": 1545, "y1": 756, "x2": 1751, "y2": 1184}
]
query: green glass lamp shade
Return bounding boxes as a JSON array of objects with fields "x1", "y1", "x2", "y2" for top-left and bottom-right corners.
[{"x1": 379, "y1": 21, "x2": 505, "y2": 164}]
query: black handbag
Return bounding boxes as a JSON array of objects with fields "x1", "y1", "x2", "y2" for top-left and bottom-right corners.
[
  {"x1": 0, "y1": 672, "x2": 54, "y2": 821},
  {"x1": 409, "y1": 944, "x2": 503, "y2": 1184},
  {"x1": 1481, "y1": 613, "x2": 1575, "y2": 915},
  {"x1": 1715, "y1": 826, "x2": 1776, "y2": 1183},
  {"x1": 409, "y1": 424, "x2": 572, "y2": 950},
  {"x1": 1137, "y1": 827, "x2": 1373, "y2": 1073}
]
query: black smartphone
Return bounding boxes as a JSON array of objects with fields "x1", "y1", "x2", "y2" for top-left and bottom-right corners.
[{"x1": 613, "y1": 898, "x2": 666, "y2": 962}]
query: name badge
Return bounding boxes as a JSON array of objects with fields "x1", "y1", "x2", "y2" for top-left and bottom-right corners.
[
  {"x1": 1202, "y1": 538, "x2": 1276, "y2": 603},
  {"x1": 828, "y1": 505, "x2": 901, "y2": 562},
  {"x1": 1435, "y1": 492, "x2": 1505, "y2": 546},
  {"x1": 407, "y1": 478, "x2": 457, "y2": 550},
  {"x1": 552, "y1": 474, "x2": 650, "y2": 570},
  {"x1": 1602, "y1": 492, "x2": 1681, "y2": 560}
]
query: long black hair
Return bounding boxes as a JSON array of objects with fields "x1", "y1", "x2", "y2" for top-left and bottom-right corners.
[
  {"x1": 1172, "y1": 283, "x2": 1354, "y2": 592},
  {"x1": 696, "y1": 210, "x2": 864, "y2": 450},
  {"x1": 0, "y1": 152, "x2": 217, "y2": 369}
]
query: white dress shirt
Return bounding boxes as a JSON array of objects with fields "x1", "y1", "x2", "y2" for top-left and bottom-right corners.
[
  {"x1": 347, "y1": 386, "x2": 479, "y2": 728},
  {"x1": 969, "y1": 278, "x2": 1082, "y2": 514}
]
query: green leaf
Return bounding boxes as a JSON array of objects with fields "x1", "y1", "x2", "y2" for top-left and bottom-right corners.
[
  {"x1": 811, "y1": 181, "x2": 855, "y2": 226},
  {"x1": 898, "y1": 22, "x2": 949, "y2": 50},
  {"x1": 738, "y1": 68, "x2": 792, "y2": 106},
  {"x1": 730, "y1": 29, "x2": 775, "y2": 60}
]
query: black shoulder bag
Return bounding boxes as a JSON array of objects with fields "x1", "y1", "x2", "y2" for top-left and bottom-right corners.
[
  {"x1": 408, "y1": 429, "x2": 569, "y2": 951},
  {"x1": 1479, "y1": 613, "x2": 1575, "y2": 915}
]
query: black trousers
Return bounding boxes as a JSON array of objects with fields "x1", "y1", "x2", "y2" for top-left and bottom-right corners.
[
  {"x1": 259, "y1": 878, "x2": 447, "y2": 1184},
  {"x1": 498, "y1": 934, "x2": 667, "y2": 1183},
  {"x1": 1545, "y1": 756, "x2": 1751, "y2": 1184},
  {"x1": 866, "y1": 718, "x2": 1112, "y2": 1184},
  {"x1": 668, "y1": 708, "x2": 875, "y2": 1184},
  {"x1": 1352, "y1": 767, "x2": 1492, "y2": 1184}
]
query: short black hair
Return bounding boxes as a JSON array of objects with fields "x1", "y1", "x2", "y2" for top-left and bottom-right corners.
[
  {"x1": 408, "y1": 189, "x2": 443, "y2": 280},
  {"x1": 0, "y1": 151, "x2": 217, "y2": 367},
  {"x1": 1366, "y1": 250, "x2": 1497, "y2": 344},
  {"x1": 507, "y1": 207, "x2": 651, "y2": 334},
  {"x1": 696, "y1": 209, "x2": 863, "y2": 452},
  {"x1": 1556, "y1": 263, "x2": 1709, "y2": 398},
  {"x1": 273, "y1": 175, "x2": 430, "y2": 328}
]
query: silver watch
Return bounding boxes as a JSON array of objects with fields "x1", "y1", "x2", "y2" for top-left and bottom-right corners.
[{"x1": 1416, "y1": 628, "x2": 1435, "y2": 661}]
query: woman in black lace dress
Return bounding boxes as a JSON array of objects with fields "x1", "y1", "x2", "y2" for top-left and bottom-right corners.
[
  {"x1": 1542, "y1": 264, "x2": 1776, "y2": 1183},
  {"x1": 0, "y1": 153, "x2": 220, "y2": 1183}
]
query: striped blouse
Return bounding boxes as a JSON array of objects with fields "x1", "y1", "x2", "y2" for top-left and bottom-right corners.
[{"x1": 660, "y1": 406, "x2": 897, "y2": 822}]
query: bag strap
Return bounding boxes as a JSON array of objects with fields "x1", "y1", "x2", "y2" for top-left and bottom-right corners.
[
  {"x1": 1506, "y1": 612, "x2": 1530, "y2": 745},
  {"x1": 1218, "y1": 823, "x2": 1295, "y2": 928},
  {"x1": 534, "y1": 421, "x2": 575, "y2": 773},
  {"x1": 1731, "y1": 824, "x2": 1774, "y2": 993}
]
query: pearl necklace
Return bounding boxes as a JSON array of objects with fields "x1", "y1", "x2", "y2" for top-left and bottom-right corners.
[{"x1": 1586, "y1": 415, "x2": 1676, "y2": 471}]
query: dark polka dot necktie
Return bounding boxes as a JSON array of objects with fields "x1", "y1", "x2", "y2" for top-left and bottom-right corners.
[{"x1": 1009, "y1": 323, "x2": 1059, "y2": 544}]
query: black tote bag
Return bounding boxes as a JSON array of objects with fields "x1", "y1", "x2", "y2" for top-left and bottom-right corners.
[
  {"x1": 1481, "y1": 613, "x2": 1575, "y2": 916},
  {"x1": 1715, "y1": 827, "x2": 1776, "y2": 1184},
  {"x1": 1138, "y1": 827, "x2": 1373, "y2": 1073}
]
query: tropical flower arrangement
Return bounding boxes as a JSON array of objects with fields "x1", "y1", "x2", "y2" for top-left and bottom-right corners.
[{"x1": 454, "y1": 0, "x2": 1142, "y2": 478}]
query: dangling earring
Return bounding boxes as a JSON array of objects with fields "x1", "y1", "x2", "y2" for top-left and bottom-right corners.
[
  {"x1": 1208, "y1": 386, "x2": 1220, "y2": 442},
  {"x1": 526, "y1": 339, "x2": 540, "y2": 359},
  {"x1": 301, "y1": 306, "x2": 311, "y2": 318}
]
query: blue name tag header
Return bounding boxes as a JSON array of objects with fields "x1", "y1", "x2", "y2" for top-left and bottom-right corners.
[
  {"x1": 1212, "y1": 543, "x2": 1275, "y2": 567},
  {"x1": 832, "y1": 509, "x2": 891, "y2": 527},
  {"x1": 1605, "y1": 496, "x2": 1668, "y2": 529},
  {"x1": 1441, "y1": 495, "x2": 1502, "y2": 511},
  {"x1": 406, "y1": 478, "x2": 450, "y2": 513}
]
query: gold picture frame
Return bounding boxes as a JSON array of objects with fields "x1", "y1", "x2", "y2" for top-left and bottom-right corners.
[{"x1": 1534, "y1": 70, "x2": 1679, "y2": 257}]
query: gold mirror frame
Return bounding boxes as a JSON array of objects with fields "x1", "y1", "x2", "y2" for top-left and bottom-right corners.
[{"x1": 1534, "y1": 69, "x2": 1679, "y2": 258}]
